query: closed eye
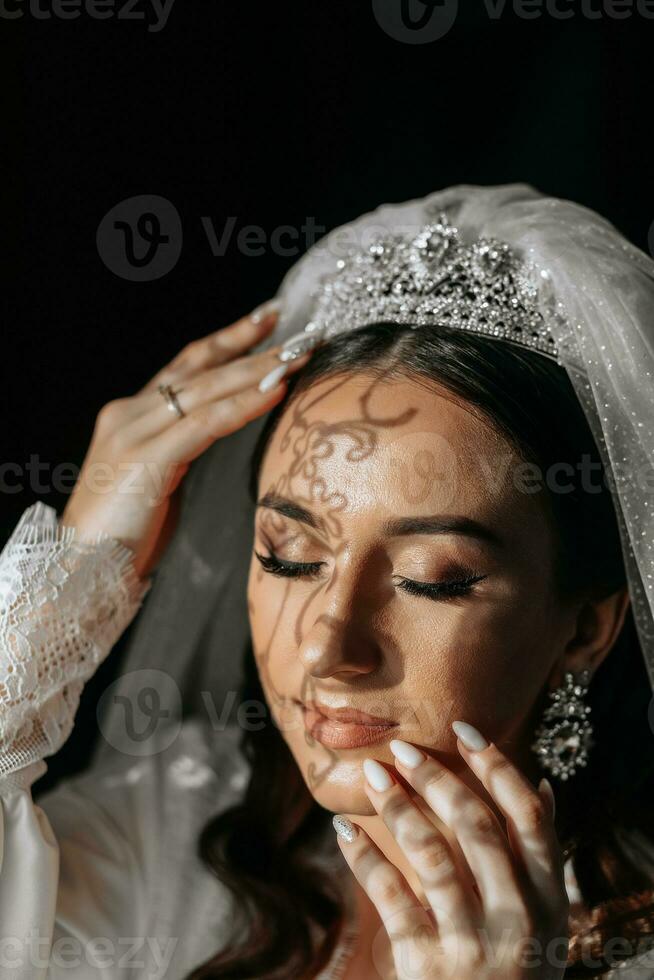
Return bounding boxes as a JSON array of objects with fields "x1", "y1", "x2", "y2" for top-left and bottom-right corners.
[
  {"x1": 254, "y1": 548, "x2": 324, "y2": 581},
  {"x1": 254, "y1": 549, "x2": 487, "y2": 600},
  {"x1": 395, "y1": 574, "x2": 487, "y2": 599}
]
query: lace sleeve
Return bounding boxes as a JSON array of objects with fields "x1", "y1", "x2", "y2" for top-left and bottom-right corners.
[{"x1": 0, "y1": 501, "x2": 151, "y2": 782}]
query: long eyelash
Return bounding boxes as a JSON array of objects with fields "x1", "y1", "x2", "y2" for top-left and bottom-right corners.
[
  {"x1": 254, "y1": 549, "x2": 325, "y2": 580},
  {"x1": 396, "y1": 574, "x2": 487, "y2": 600},
  {"x1": 254, "y1": 548, "x2": 487, "y2": 600}
]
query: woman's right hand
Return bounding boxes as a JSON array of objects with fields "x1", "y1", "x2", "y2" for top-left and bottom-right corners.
[{"x1": 61, "y1": 302, "x2": 311, "y2": 581}]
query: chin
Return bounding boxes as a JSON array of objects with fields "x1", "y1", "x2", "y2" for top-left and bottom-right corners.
[
  {"x1": 308, "y1": 776, "x2": 379, "y2": 817},
  {"x1": 291, "y1": 746, "x2": 380, "y2": 815}
]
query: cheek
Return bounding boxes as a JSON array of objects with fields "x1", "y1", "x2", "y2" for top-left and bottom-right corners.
[
  {"x1": 247, "y1": 558, "x2": 300, "y2": 650},
  {"x1": 247, "y1": 561, "x2": 302, "y2": 701},
  {"x1": 406, "y1": 594, "x2": 560, "y2": 730}
]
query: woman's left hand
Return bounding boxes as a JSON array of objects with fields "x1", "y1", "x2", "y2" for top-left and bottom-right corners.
[{"x1": 334, "y1": 724, "x2": 570, "y2": 979}]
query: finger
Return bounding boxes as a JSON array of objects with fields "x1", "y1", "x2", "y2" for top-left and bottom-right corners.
[
  {"x1": 332, "y1": 816, "x2": 439, "y2": 972},
  {"x1": 139, "y1": 369, "x2": 294, "y2": 471},
  {"x1": 388, "y1": 737, "x2": 521, "y2": 920},
  {"x1": 125, "y1": 344, "x2": 311, "y2": 442},
  {"x1": 451, "y1": 722, "x2": 568, "y2": 917},
  {"x1": 360, "y1": 758, "x2": 480, "y2": 943},
  {"x1": 138, "y1": 300, "x2": 281, "y2": 394}
]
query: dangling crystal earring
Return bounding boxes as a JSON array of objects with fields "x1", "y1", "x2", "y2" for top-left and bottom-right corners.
[{"x1": 531, "y1": 669, "x2": 594, "y2": 781}]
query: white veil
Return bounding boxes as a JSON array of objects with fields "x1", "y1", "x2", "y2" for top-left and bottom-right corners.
[{"x1": 94, "y1": 183, "x2": 654, "y2": 764}]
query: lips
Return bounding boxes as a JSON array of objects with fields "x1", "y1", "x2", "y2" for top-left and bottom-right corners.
[
  {"x1": 303, "y1": 701, "x2": 396, "y2": 726},
  {"x1": 298, "y1": 699, "x2": 398, "y2": 749}
]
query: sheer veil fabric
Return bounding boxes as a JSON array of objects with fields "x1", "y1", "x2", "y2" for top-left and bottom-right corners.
[{"x1": 94, "y1": 183, "x2": 654, "y2": 766}]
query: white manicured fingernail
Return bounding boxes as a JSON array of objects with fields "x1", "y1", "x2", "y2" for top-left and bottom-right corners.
[
  {"x1": 389, "y1": 739, "x2": 425, "y2": 769},
  {"x1": 363, "y1": 758, "x2": 393, "y2": 792},
  {"x1": 258, "y1": 363, "x2": 288, "y2": 392},
  {"x1": 278, "y1": 329, "x2": 323, "y2": 362},
  {"x1": 250, "y1": 298, "x2": 282, "y2": 323},
  {"x1": 333, "y1": 814, "x2": 358, "y2": 843},
  {"x1": 452, "y1": 721, "x2": 489, "y2": 752},
  {"x1": 539, "y1": 777, "x2": 556, "y2": 819}
]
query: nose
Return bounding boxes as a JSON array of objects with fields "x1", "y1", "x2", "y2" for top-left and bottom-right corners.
[
  {"x1": 296, "y1": 557, "x2": 383, "y2": 680},
  {"x1": 298, "y1": 613, "x2": 380, "y2": 679}
]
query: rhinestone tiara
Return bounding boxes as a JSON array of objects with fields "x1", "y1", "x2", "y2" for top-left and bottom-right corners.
[{"x1": 279, "y1": 213, "x2": 563, "y2": 363}]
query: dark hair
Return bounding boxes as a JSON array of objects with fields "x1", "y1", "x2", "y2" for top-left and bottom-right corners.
[{"x1": 186, "y1": 323, "x2": 654, "y2": 979}]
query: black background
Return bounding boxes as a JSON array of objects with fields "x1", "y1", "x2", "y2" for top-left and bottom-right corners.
[{"x1": 9, "y1": 2, "x2": 654, "y2": 789}]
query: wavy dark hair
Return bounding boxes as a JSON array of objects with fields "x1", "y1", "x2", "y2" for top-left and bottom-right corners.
[{"x1": 185, "y1": 323, "x2": 654, "y2": 979}]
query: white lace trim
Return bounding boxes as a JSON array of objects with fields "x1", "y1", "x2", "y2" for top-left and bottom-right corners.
[
  {"x1": 0, "y1": 502, "x2": 151, "y2": 778},
  {"x1": 0, "y1": 758, "x2": 47, "y2": 794}
]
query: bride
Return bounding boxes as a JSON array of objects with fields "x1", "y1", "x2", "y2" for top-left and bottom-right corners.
[{"x1": 1, "y1": 184, "x2": 654, "y2": 979}]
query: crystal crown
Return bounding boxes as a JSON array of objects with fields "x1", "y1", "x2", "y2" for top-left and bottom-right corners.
[{"x1": 280, "y1": 213, "x2": 562, "y2": 362}]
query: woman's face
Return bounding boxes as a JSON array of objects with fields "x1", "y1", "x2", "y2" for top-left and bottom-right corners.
[{"x1": 247, "y1": 372, "x2": 575, "y2": 816}]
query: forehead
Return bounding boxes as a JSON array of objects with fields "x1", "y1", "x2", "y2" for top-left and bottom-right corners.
[{"x1": 258, "y1": 373, "x2": 524, "y2": 526}]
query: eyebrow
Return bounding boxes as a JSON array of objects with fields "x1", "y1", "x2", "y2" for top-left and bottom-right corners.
[
  {"x1": 256, "y1": 492, "x2": 502, "y2": 548},
  {"x1": 381, "y1": 514, "x2": 502, "y2": 547},
  {"x1": 257, "y1": 492, "x2": 330, "y2": 536}
]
